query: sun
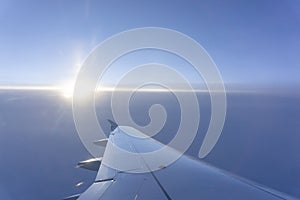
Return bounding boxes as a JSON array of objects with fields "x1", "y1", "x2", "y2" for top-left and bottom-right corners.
[{"x1": 60, "y1": 81, "x2": 75, "y2": 99}]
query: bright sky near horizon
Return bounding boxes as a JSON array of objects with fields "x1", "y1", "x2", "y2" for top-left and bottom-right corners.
[{"x1": 0, "y1": 0, "x2": 300, "y2": 88}]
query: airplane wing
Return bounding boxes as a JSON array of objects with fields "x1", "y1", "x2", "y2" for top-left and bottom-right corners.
[{"x1": 65, "y1": 123, "x2": 297, "y2": 200}]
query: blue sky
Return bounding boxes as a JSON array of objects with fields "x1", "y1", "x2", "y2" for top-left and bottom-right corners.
[
  {"x1": 0, "y1": 0, "x2": 300, "y2": 87},
  {"x1": 1, "y1": 1, "x2": 300, "y2": 199}
]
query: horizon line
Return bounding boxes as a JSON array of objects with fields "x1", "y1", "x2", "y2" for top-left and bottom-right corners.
[{"x1": 0, "y1": 85, "x2": 264, "y2": 94}]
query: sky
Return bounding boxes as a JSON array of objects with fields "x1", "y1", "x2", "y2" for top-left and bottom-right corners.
[
  {"x1": 0, "y1": 1, "x2": 300, "y2": 199},
  {"x1": 0, "y1": 0, "x2": 300, "y2": 89}
]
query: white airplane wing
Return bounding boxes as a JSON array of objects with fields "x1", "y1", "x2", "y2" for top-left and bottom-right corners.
[{"x1": 65, "y1": 122, "x2": 297, "y2": 200}]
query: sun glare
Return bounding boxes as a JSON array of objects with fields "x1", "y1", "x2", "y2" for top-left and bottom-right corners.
[{"x1": 60, "y1": 82, "x2": 75, "y2": 99}]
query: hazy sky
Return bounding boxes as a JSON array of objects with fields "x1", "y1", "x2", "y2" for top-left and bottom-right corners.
[
  {"x1": 1, "y1": 1, "x2": 300, "y2": 199},
  {"x1": 0, "y1": 0, "x2": 300, "y2": 87}
]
